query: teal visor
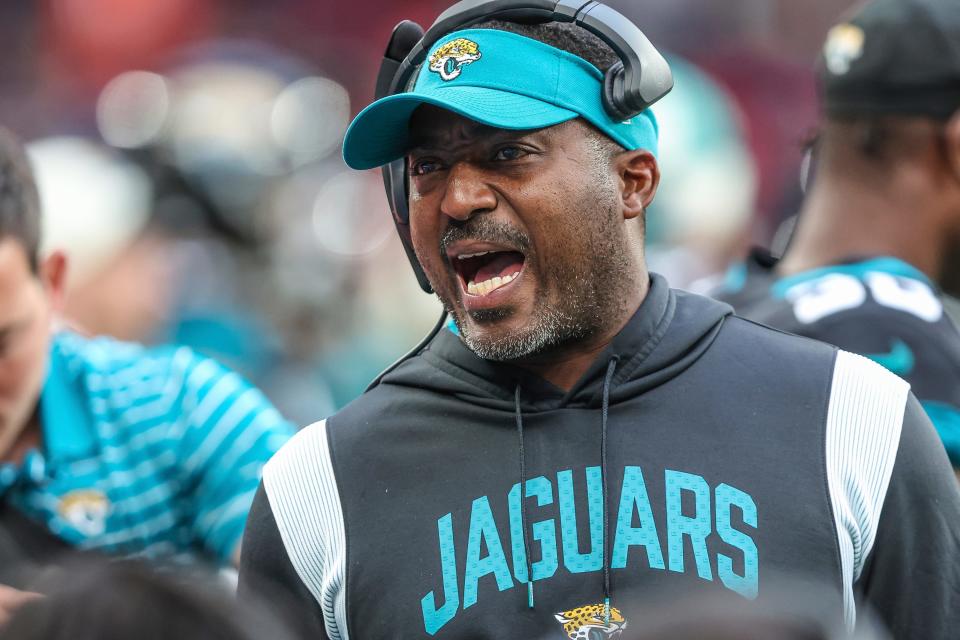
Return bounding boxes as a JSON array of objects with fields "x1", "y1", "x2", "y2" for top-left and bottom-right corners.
[{"x1": 342, "y1": 28, "x2": 659, "y2": 170}]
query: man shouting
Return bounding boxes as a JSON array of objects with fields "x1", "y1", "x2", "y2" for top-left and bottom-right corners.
[{"x1": 239, "y1": 9, "x2": 960, "y2": 640}]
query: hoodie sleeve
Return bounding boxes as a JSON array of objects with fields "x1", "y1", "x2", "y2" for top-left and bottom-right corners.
[
  {"x1": 854, "y1": 394, "x2": 960, "y2": 638},
  {"x1": 237, "y1": 420, "x2": 347, "y2": 640},
  {"x1": 238, "y1": 484, "x2": 328, "y2": 639},
  {"x1": 822, "y1": 350, "x2": 960, "y2": 636}
]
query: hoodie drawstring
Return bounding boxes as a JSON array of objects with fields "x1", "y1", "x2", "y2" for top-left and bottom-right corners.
[
  {"x1": 600, "y1": 357, "x2": 619, "y2": 625},
  {"x1": 515, "y1": 356, "x2": 619, "y2": 617},
  {"x1": 515, "y1": 385, "x2": 534, "y2": 609}
]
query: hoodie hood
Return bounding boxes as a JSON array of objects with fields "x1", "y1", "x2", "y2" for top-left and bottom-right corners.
[{"x1": 383, "y1": 274, "x2": 733, "y2": 412}]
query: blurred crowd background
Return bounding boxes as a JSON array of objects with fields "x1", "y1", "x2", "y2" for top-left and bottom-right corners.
[{"x1": 0, "y1": 0, "x2": 859, "y2": 424}]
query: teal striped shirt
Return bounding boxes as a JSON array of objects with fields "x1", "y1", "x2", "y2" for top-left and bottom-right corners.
[{"x1": 0, "y1": 332, "x2": 294, "y2": 564}]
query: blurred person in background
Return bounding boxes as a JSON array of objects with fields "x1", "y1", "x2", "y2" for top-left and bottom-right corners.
[
  {"x1": 716, "y1": 0, "x2": 960, "y2": 468},
  {"x1": 88, "y1": 49, "x2": 435, "y2": 423},
  {"x1": 239, "y1": 4, "x2": 960, "y2": 638},
  {"x1": 714, "y1": 0, "x2": 960, "y2": 474},
  {"x1": 644, "y1": 56, "x2": 758, "y2": 290},
  {"x1": 0, "y1": 559, "x2": 298, "y2": 639},
  {"x1": 25, "y1": 136, "x2": 175, "y2": 345},
  {"x1": 0, "y1": 128, "x2": 293, "y2": 619}
]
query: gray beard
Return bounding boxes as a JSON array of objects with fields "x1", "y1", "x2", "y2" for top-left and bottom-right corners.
[
  {"x1": 457, "y1": 302, "x2": 590, "y2": 361},
  {"x1": 444, "y1": 223, "x2": 628, "y2": 362}
]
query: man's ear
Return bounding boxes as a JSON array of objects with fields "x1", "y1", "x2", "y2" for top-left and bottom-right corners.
[
  {"x1": 39, "y1": 250, "x2": 68, "y2": 313},
  {"x1": 617, "y1": 150, "x2": 660, "y2": 220}
]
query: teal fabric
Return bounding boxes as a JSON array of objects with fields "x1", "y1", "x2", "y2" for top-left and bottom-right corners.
[
  {"x1": 40, "y1": 339, "x2": 97, "y2": 462},
  {"x1": 865, "y1": 339, "x2": 916, "y2": 377},
  {"x1": 0, "y1": 332, "x2": 294, "y2": 564},
  {"x1": 722, "y1": 262, "x2": 748, "y2": 295},
  {"x1": 922, "y1": 400, "x2": 960, "y2": 466},
  {"x1": 445, "y1": 316, "x2": 460, "y2": 336},
  {"x1": 343, "y1": 28, "x2": 659, "y2": 169}
]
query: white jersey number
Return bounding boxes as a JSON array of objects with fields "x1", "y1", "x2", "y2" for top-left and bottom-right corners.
[{"x1": 785, "y1": 272, "x2": 942, "y2": 324}]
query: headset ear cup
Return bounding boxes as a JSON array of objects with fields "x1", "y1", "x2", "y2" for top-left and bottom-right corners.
[
  {"x1": 602, "y1": 61, "x2": 632, "y2": 123},
  {"x1": 386, "y1": 158, "x2": 434, "y2": 293},
  {"x1": 387, "y1": 160, "x2": 410, "y2": 225},
  {"x1": 395, "y1": 219, "x2": 434, "y2": 293}
]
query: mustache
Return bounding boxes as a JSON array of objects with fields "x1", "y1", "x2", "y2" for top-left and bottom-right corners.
[{"x1": 440, "y1": 218, "x2": 531, "y2": 257}]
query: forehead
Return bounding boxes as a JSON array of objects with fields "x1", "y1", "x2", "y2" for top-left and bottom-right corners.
[
  {"x1": 408, "y1": 105, "x2": 510, "y2": 147},
  {"x1": 407, "y1": 104, "x2": 578, "y2": 149}
]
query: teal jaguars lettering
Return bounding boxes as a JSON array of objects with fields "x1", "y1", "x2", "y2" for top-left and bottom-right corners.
[{"x1": 420, "y1": 466, "x2": 758, "y2": 635}]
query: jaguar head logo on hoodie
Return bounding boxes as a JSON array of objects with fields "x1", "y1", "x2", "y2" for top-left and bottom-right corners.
[{"x1": 555, "y1": 603, "x2": 627, "y2": 640}]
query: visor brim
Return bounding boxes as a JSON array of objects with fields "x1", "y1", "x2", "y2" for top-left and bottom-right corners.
[{"x1": 342, "y1": 85, "x2": 578, "y2": 170}]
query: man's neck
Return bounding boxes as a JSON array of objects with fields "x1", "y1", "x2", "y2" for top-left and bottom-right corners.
[
  {"x1": 778, "y1": 179, "x2": 944, "y2": 279},
  {"x1": 512, "y1": 275, "x2": 649, "y2": 391}
]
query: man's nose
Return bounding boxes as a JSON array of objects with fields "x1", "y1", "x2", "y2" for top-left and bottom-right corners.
[{"x1": 439, "y1": 162, "x2": 497, "y2": 221}]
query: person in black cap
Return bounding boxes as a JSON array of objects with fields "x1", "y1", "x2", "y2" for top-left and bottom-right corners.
[{"x1": 715, "y1": 0, "x2": 960, "y2": 477}]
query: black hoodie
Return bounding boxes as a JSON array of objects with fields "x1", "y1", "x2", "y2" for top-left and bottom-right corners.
[{"x1": 239, "y1": 275, "x2": 960, "y2": 639}]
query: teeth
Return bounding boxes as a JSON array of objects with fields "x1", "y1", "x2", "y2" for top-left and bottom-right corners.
[
  {"x1": 466, "y1": 271, "x2": 518, "y2": 296},
  {"x1": 458, "y1": 251, "x2": 491, "y2": 260}
]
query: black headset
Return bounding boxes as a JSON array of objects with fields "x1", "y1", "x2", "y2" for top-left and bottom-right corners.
[{"x1": 373, "y1": 0, "x2": 674, "y2": 294}]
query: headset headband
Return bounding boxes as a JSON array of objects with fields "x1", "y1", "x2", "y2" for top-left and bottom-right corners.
[{"x1": 375, "y1": 0, "x2": 673, "y2": 293}]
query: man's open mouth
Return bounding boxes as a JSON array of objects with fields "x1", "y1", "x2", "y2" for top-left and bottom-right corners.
[{"x1": 450, "y1": 248, "x2": 526, "y2": 297}]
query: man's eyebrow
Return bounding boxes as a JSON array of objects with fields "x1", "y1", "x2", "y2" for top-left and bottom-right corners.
[
  {"x1": 408, "y1": 126, "x2": 535, "y2": 152},
  {"x1": 408, "y1": 129, "x2": 484, "y2": 151}
]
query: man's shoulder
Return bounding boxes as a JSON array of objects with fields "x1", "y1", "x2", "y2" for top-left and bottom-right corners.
[
  {"x1": 53, "y1": 331, "x2": 288, "y2": 442},
  {"x1": 266, "y1": 419, "x2": 328, "y2": 476},
  {"x1": 717, "y1": 310, "x2": 913, "y2": 390},
  {"x1": 757, "y1": 284, "x2": 960, "y2": 387},
  {"x1": 776, "y1": 289, "x2": 953, "y2": 338},
  {"x1": 724, "y1": 263, "x2": 960, "y2": 355},
  {"x1": 321, "y1": 378, "x2": 429, "y2": 437},
  {"x1": 800, "y1": 301, "x2": 960, "y2": 369},
  {"x1": 54, "y1": 331, "x2": 148, "y2": 368},
  {"x1": 758, "y1": 261, "x2": 945, "y2": 329},
  {"x1": 714, "y1": 311, "x2": 840, "y2": 364},
  {"x1": 56, "y1": 331, "x2": 239, "y2": 397},
  {"x1": 261, "y1": 419, "x2": 341, "y2": 540},
  {"x1": 56, "y1": 331, "x2": 186, "y2": 380}
]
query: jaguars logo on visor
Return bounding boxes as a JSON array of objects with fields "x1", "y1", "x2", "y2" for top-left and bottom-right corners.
[{"x1": 429, "y1": 38, "x2": 481, "y2": 81}]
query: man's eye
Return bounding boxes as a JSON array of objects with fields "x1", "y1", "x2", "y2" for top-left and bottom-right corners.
[
  {"x1": 411, "y1": 159, "x2": 442, "y2": 176},
  {"x1": 493, "y1": 146, "x2": 527, "y2": 161}
]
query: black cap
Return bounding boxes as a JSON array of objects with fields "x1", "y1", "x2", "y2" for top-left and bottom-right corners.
[{"x1": 819, "y1": 0, "x2": 960, "y2": 119}]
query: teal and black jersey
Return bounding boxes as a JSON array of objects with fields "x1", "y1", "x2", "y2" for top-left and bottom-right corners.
[
  {"x1": 714, "y1": 250, "x2": 960, "y2": 465},
  {"x1": 0, "y1": 331, "x2": 294, "y2": 566}
]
